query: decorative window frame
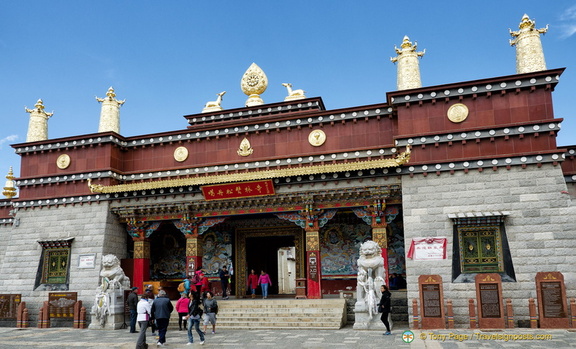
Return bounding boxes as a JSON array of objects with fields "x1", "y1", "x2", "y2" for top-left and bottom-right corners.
[
  {"x1": 35, "y1": 238, "x2": 74, "y2": 291},
  {"x1": 449, "y1": 212, "x2": 516, "y2": 283}
]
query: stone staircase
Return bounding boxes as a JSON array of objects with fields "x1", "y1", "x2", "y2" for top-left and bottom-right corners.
[{"x1": 169, "y1": 298, "x2": 347, "y2": 330}]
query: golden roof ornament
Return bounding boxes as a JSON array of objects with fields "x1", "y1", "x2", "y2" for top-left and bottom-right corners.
[
  {"x1": 96, "y1": 87, "x2": 125, "y2": 134},
  {"x1": 391, "y1": 36, "x2": 425, "y2": 90},
  {"x1": 241, "y1": 63, "x2": 267, "y2": 107},
  {"x1": 510, "y1": 14, "x2": 548, "y2": 74},
  {"x1": 24, "y1": 99, "x2": 53, "y2": 142},
  {"x1": 282, "y1": 83, "x2": 306, "y2": 101},
  {"x1": 2, "y1": 167, "x2": 17, "y2": 199},
  {"x1": 202, "y1": 91, "x2": 226, "y2": 113}
]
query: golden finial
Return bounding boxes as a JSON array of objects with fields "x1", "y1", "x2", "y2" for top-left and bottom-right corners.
[
  {"x1": 24, "y1": 99, "x2": 53, "y2": 142},
  {"x1": 510, "y1": 14, "x2": 548, "y2": 73},
  {"x1": 2, "y1": 167, "x2": 17, "y2": 199},
  {"x1": 391, "y1": 36, "x2": 425, "y2": 90},
  {"x1": 96, "y1": 86, "x2": 125, "y2": 133},
  {"x1": 241, "y1": 63, "x2": 268, "y2": 107}
]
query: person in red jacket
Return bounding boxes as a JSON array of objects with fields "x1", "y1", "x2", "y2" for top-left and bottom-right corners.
[
  {"x1": 247, "y1": 269, "x2": 259, "y2": 299},
  {"x1": 199, "y1": 273, "x2": 211, "y2": 299},
  {"x1": 175, "y1": 293, "x2": 190, "y2": 331}
]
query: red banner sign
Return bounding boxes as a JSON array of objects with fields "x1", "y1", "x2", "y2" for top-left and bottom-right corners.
[{"x1": 201, "y1": 180, "x2": 275, "y2": 201}]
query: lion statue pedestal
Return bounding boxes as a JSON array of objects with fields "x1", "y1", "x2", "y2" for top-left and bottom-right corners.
[
  {"x1": 353, "y1": 240, "x2": 393, "y2": 331},
  {"x1": 89, "y1": 254, "x2": 131, "y2": 330}
]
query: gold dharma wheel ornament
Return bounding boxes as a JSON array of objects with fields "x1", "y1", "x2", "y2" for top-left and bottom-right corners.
[
  {"x1": 447, "y1": 103, "x2": 469, "y2": 123},
  {"x1": 241, "y1": 63, "x2": 268, "y2": 107},
  {"x1": 56, "y1": 154, "x2": 71, "y2": 169},
  {"x1": 308, "y1": 129, "x2": 326, "y2": 147},
  {"x1": 174, "y1": 146, "x2": 189, "y2": 162}
]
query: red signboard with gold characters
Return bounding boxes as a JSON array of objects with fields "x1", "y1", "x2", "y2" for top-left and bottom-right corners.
[{"x1": 201, "y1": 180, "x2": 275, "y2": 201}]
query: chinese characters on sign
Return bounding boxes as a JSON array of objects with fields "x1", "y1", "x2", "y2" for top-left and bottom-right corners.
[
  {"x1": 201, "y1": 180, "x2": 275, "y2": 201},
  {"x1": 407, "y1": 238, "x2": 447, "y2": 260}
]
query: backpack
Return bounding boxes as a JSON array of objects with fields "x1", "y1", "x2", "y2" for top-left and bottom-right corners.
[{"x1": 177, "y1": 282, "x2": 185, "y2": 292}]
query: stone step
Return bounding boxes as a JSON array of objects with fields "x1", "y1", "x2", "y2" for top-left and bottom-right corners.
[{"x1": 168, "y1": 298, "x2": 346, "y2": 330}]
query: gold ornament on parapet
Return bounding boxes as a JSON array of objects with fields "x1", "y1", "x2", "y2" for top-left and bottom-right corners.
[
  {"x1": 237, "y1": 137, "x2": 253, "y2": 157},
  {"x1": 308, "y1": 129, "x2": 326, "y2": 147},
  {"x1": 447, "y1": 103, "x2": 469, "y2": 123},
  {"x1": 174, "y1": 146, "x2": 189, "y2": 162},
  {"x1": 56, "y1": 154, "x2": 71, "y2": 170},
  {"x1": 241, "y1": 63, "x2": 267, "y2": 107}
]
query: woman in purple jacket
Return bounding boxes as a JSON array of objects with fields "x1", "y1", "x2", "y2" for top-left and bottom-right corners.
[{"x1": 258, "y1": 270, "x2": 272, "y2": 299}]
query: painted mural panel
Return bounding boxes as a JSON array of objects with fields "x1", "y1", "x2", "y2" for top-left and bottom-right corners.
[
  {"x1": 202, "y1": 230, "x2": 233, "y2": 277},
  {"x1": 320, "y1": 223, "x2": 371, "y2": 276}
]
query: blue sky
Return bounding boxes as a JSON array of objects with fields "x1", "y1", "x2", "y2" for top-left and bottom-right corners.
[{"x1": 1, "y1": 1, "x2": 575, "y2": 185}]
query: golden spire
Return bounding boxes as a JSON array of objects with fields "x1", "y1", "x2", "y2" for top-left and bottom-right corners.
[
  {"x1": 391, "y1": 36, "x2": 425, "y2": 90},
  {"x1": 510, "y1": 14, "x2": 548, "y2": 74},
  {"x1": 241, "y1": 63, "x2": 268, "y2": 107},
  {"x1": 24, "y1": 99, "x2": 53, "y2": 142},
  {"x1": 2, "y1": 167, "x2": 17, "y2": 199},
  {"x1": 96, "y1": 87, "x2": 125, "y2": 134}
]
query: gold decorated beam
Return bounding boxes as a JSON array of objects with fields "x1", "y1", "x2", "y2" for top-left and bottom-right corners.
[{"x1": 88, "y1": 146, "x2": 410, "y2": 194}]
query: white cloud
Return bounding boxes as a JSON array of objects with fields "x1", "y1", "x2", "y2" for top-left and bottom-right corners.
[
  {"x1": 559, "y1": 5, "x2": 576, "y2": 38},
  {"x1": 0, "y1": 135, "x2": 19, "y2": 149}
]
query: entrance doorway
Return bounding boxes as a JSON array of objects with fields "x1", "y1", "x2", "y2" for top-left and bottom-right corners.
[
  {"x1": 246, "y1": 235, "x2": 294, "y2": 296},
  {"x1": 235, "y1": 223, "x2": 305, "y2": 298}
]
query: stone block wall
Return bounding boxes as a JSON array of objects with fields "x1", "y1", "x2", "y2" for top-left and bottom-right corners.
[
  {"x1": 0, "y1": 202, "x2": 126, "y2": 323},
  {"x1": 401, "y1": 163, "x2": 576, "y2": 327}
]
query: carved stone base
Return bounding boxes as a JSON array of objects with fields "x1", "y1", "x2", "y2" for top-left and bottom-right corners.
[
  {"x1": 89, "y1": 289, "x2": 127, "y2": 330},
  {"x1": 353, "y1": 305, "x2": 393, "y2": 330}
]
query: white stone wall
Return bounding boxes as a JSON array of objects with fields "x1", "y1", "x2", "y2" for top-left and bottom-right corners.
[
  {"x1": 401, "y1": 163, "x2": 576, "y2": 327},
  {"x1": 0, "y1": 202, "x2": 125, "y2": 320}
]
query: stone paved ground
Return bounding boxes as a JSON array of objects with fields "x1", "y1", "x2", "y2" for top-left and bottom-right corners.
[{"x1": 0, "y1": 325, "x2": 574, "y2": 349}]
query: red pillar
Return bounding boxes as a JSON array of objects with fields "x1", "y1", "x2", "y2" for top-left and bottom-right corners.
[
  {"x1": 133, "y1": 239, "x2": 150, "y2": 290},
  {"x1": 306, "y1": 249, "x2": 322, "y2": 298}
]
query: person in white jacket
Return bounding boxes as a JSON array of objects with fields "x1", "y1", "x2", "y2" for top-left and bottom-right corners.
[{"x1": 136, "y1": 293, "x2": 152, "y2": 349}]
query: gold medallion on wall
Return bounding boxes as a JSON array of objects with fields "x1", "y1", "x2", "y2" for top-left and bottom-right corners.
[
  {"x1": 447, "y1": 103, "x2": 469, "y2": 123},
  {"x1": 56, "y1": 154, "x2": 71, "y2": 169},
  {"x1": 308, "y1": 129, "x2": 326, "y2": 147},
  {"x1": 174, "y1": 146, "x2": 189, "y2": 162}
]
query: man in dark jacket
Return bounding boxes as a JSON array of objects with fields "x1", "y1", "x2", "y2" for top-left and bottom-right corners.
[
  {"x1": 151, "y1": 290, "x2": 174, "y2": 346},
  {"x1": 219, "y1": 266, "x2": 230, "y2": 300},
  {"x1": 127, "y1": 286, "x2": 139, "y2": 333}
]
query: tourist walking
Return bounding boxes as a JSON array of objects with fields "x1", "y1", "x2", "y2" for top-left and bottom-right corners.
[
  {"x1": 247, "y1": 269, "x2": 258, "y2": 298},
  {"x1": 185, "y1": 292, "x2": 205, "y2": 345},
  {"x1": 378, "y1": 284, "x2": 392, "y2": 335},
  {"x1": 135, "y1": 293, "x2": 151, "y2": 349},
  {"x1": 219, "y1": 266, "x2": 230, "y2": 299},
  {"x1": 127, "y1": 286, "x2": 139, "y2": 333},
  {"x1": 144, "y1": 289, "x2": 157, "y2": 336},
  {"x1": 258, "y1": 270, "x2": 272, "y2": 299},
  {"x1": 175, "y1": 293, "x2": 190, "y2": 331},
  {"x1": 202, "y1": 291, "x2": 218, "y2": 334},
  {"x1": 150, "y1": 290, "x2": 173, "y2": 346}
]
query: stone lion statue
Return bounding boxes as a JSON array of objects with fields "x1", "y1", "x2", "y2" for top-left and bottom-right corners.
[
  {"x1": 356, "y1": 240, "x2": 385, "y2": 318},
  {"x1": 99, "y1": 254, "x2": 130, "y2": 290}
]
